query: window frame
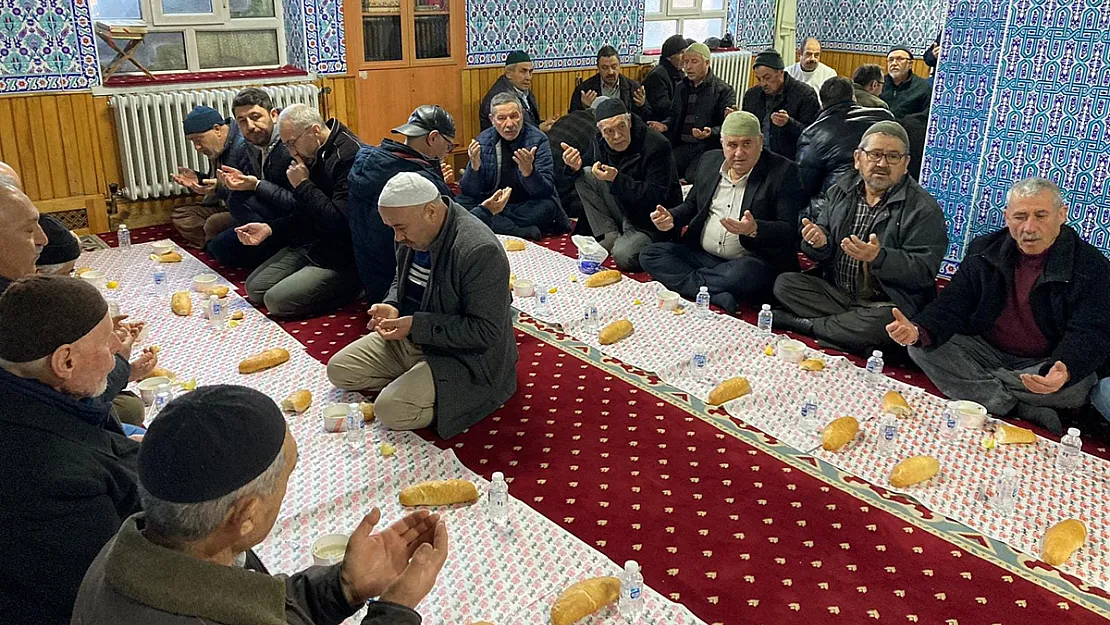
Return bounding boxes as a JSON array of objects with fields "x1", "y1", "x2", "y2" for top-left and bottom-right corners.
[
  {"x1": 643, "y1": 0, "x2": 726, "y2": 49},
  {"x1": 95, "y1": 0, "x2": 288, "y2": 75}
]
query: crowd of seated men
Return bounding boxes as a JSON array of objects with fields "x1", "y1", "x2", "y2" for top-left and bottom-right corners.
[{"x1": 2, "y1": 30, "x2": 1109, "y2": 625}]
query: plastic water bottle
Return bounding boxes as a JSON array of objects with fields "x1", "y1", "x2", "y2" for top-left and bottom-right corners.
[
  {"x1": 1056, "y1": 428, "x2": 1082, "y2": 473},
  {"x1": 117, "y1": 224, "x2": 131, "y2": 249},
  {"x1": 152, "y1": 383, "x2": 172, "y2": 417},
  {"x1": 865, "y1": 350, "x2": 885, "y2": 386},
  {"x1": 757, "y1": 304, "x2": 773, "y2": 335},
  {"x1": 619, "y1": 560, "x2": 644, "y2": 619},
  {"x1": 992, "y1": 468, "x2": 1019, "y2": 515},
  {"x1": 208, "y1": 295, "x2": 225, "y2": 331},
  {"x1": 345, "y1": 402, "x2": 364, "y2": 450},
  {"x1": 153, "y1": 267, "x2": 167, "y2": 294},
  {"x1": 800, "y1": 394, "x2": 819, "y2": 432},
  {"x1": 488, "y1": 471, "x2": 509, "y2": 527},
  {"x1": 535, "y1": 288, "x2": 550, "y2": 317},
  {"x1": 876, "y1": 412, "x2": 898, "y2": 456},
  {"x1": 691, "y1": 343, "x2": 708, "y2": 374},
  {"x1": 695, "y1": 286, "x2": 711, "y2": 318},
  {"x1": 939, "y1": 401, "x2": 959, "y2": 439},
  {"x1": 105, "y1": 296, "x2": 121, "y2": 320},
  {"x1": 583, "y1": 303, "x2": 598, "y2": 332}
]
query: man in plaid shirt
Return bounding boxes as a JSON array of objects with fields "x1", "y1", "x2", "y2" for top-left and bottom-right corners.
[{"x1": 772, "y1": 121, "x2": 948, "y2": 354}]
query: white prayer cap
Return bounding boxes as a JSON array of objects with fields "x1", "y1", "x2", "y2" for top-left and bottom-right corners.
[{"x1": 378, "y1": 172, "x2": 441, "y2": 208}]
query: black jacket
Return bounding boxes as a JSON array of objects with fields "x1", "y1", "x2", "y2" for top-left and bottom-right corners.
[
  {"x1": 228, "y1": 131, "x2": 297, "y2": 223},
  {"x1": 569, "y1": 73, "x2": 650, "y2": 119},
  {"x1": 662, "y1": 69, "x2": 737, "y2": 146},
  {"x1": 268, "y1": 119, "x2": 363, "y2": 270},
  {"x1": 881, "y1": 73, "x2": 932, "y2": 118},
  {"x1": 547, "y1": 109, "x2": 599, "y2": 223},
  {"x1": 347, "y1": 139, "x2": 454, "y2": 304},
  {"x1": 802, "y1": 173, "x2": 948, "y2": 316},
  {"x1": 668, "y1": 149, "x2": 805, "y2": 274},
  {"x1": 912, "y1": 226, "x2": 1110, "y2": 384},
  {"x1": 573, "y1": 115, "x2": 682, "y2": 232},
  {"x1": 641, "y1": 58, "x2": 684, "y2": 122},
  {"x1": 742, "y1": 72, "x2": 821, "y2": 161},
  {"x1": 480, "y1": 75, "x2": 541, "y2": 130},
  {"x1": 192, "y1": 121, "x2": 258, "y2": 207},
  {"x1": 0, "y1": 368, "x2": 140, "y2": 625},
  {"x1": 795, "y1": 102, "x2": 895, "y2": 199}
]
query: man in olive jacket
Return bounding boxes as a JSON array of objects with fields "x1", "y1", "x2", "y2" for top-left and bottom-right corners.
[{"x1": 328, "y1": 172, "x2": 517, "y2": 439}]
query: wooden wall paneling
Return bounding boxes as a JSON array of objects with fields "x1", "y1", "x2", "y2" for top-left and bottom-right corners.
[
  {"x1": 35, "y1": 97, "x2": 69, "y2": 199},
  {"x1": 356, "y1": 67, "x2": 417, "y2": 146},
  {"x1": 93, "y1": 95, "x2": 123, "y2": 191},
  {"x1": 410, "y1": 64, "x2": 463, "y2": 139},
  {"x1": 820, "y1": 51, "x2": 930, "y2": 81},
  {"x1": 69, "y1": 95, "x2": 101, "y2": 194},
  {"x1": 0, "y1": 97, "x2": 22, "y2": 187},
  {"x1": 54, "y1": 96, "x2": 85, "y2": 195},
  {"x1": 11, "y1": 97, "x2": 41, "y2": 200}
]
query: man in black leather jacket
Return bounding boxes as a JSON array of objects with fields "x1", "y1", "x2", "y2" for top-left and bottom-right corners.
[{"x1": 795, "y1": 77, "x2": 894, "y2": 202}]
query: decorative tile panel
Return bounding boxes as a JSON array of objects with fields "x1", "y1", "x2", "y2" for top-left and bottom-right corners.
[
  {"x1": 465, "y1": 0, "x2": 645, "y2": 68},
  {"x1": 726, "y1": 0, "x2": 775, "y2": 51},
  {"x1": 284, "y1": 0, "x2": 308, "y2": 71},
  {"x1": 796, "y1": 0, "x2": 945, "y2": 55},
  {"x1": 0, "y1": 0, "x2": 100, "y2": 93},
  {"x1": 301, "y1": 0, "x2": 346, "y2": 74}
]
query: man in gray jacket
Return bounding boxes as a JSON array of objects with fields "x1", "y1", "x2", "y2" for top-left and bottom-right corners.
[
  {"x1": 772, "y1": 121, "x2": 948, "y2": 354},
  {"x1": 327, "y1": 172, "x2": 518, "y2": 439}
]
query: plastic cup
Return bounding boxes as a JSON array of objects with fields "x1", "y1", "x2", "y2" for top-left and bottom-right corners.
[{"x1": 311, "y1": 534, "x2": 348, "y2": 566}]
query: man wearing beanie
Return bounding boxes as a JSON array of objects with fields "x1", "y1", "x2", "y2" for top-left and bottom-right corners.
[
  {"x1": 773, "y1": 121, "x2": 947, "y2": 354},
  {"x1": 546, "y1": 96, "x2": 611, "y2": 233},
  {"x1": 72, "y1": 385, "x2": 448, "y2": 625},
  {"x1": 649, "y1": 42, "x2": 736, "y2": 179},
  {"x1": 741, "y1": 49, "x2": 820, "y2": 161},
  {"x1": 569, "y1": 45, "x2": 651, "y2": 119},
  {"x1": 328, "y1": 172, "x2": 517, "y2": 439},
  {"x1": 560, "y1": 97, "x2": 681, "y2": 271},
  {"x1": 0, "y1": 275, "x2": 141, "y2": 625},
  {"x1": 882, "y1": 46, "x2": 932, "y2": 118},
  {"x1": 640, "y1": 111, "x2": 805, "y2": 313},
  {"x1": 34, "y1": 215, "x2": 82, "y2": 276},
  {"x1": 170, "y1": 105, "x2": 258, "y2": 249},
  {"x1": 641, "y1": 34, "x2": 689, "y2": 123},
  {"x1": 479, "y1": 50, "x2": 549, "y2": 131}
]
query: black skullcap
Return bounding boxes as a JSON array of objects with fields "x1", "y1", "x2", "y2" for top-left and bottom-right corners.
[
  {"x1": 139, "y1": 385, "x2": 286, "y2": 504},
  {"x1": 0, "y1": 275, "x2": 107, "y2": 363},
  {"x1": 661, "y1": 34, "x2": 688, "y2": 58},
  {"x1": 753, "y1": 50, "x2": 785, "y2": 70},
  {"x1": 505, "y1": 50, "x2": 531, "y2": 66},
  {"x1": 594, "y1": 97, "x2": 628, "y2": 122},
  {"x1": 36, "y1": 215, "x2": 81, "y2": 266},
  {"x1": 888, "y1": 46, "x2": 915, "y2": 60}
]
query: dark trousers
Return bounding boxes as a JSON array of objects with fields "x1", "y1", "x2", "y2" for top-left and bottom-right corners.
[
  {"x1": 640, "y1": 242, "x2": 775, "y2": 301},
  {"x1": 910, "y1": 334, "x2": 1097, "y2": 416},
  {"x1": 673, "y1": 142, "x2": 709, "y2": 180},
  {"x1": 458, "y1": 196, "x2": 557, "y2": 239},
  {"x1": 773, "y1": 272, "x2": 894, "y2": 353},
  {"x1": 205, "y1": 228, "x2": 286, "y2": 269}
]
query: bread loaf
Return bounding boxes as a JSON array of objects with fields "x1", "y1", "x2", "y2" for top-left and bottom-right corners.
[
  {"x1": 156, "y1": 251, "x2": 183, "y2": 263},
  {"x1": 238, "y1": 348, "x2": 290, "y2": 374},
  {"x1": 202, "y1": 285, "x2": 230, "y2": 298},
  {"x1": 550, "y1": 576, "x2": 620, "y2": 625},
  {"x1": 799, "y1": 358, "x2": 825, "y2": 371},
  {"x1": 504, "y1": 239, "x2": 526, "y2": 252},
  {"x1": 821, "y1": 416, "x2": 859, "y2": 451},
  {"x1": 882, "y1": 390, "x2": 911, "y2": 417},
  {"x1": 147, "y1": 367, "x2": 175, "y2": 380},
  {"x1": 1042, "y1": 519, "x2": 1086, "y2": 566},
  {"x1": 585, "y1": 270, "x2": 621, "y2": 288},
  {"x1": 399, "y1": 479, "x2": 480, "y2": 506},
  {"x1": 281, "y1": 389, "x2": 313, "y2": 414},
  {"x1": 996, "y1": 423, "x2": 1036, "y2": 445},
  {"x1": 599, "y1": 319, "x2": 633, "y2": 345},
  {"x1": 889, "y1": 455, "x2": 940, "y2": 487},
  {"x1": 707, "y1": 377, "x2": 751, "y2": 406},
  {"x1": 171, "y1": 291, "x2": 192, "y2": 316}
]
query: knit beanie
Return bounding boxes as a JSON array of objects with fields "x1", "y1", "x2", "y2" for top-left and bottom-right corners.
[
  {"x1": 183, "y1": 105, "x2": 225, "y2": 135},
  {"x1": 661, "y1": 35, "x2": 688, "y2": 58},
  {"x1": 505, "y1": 50, "x2": 532, "y2": 66},
  {"x1": 862, "y1": 121, "x2": 910, "y2": 151},
  {"x1": 888, "y1": 46, "x2": 915, "y2": 60},
  {"x1": 685, "y1": 42, "x2": 711, "y2": 61},
  {"x1": 36, "y1": 215, "x2": 81, "y2": 267},
  {"x1": 0, "y1": 275, "x2": 107, "y2": 363},
  {"x1": 753, "y1": 50, "x2": 785, "y2": 70},
  {"x1": 594, "y1": 97, "x2": 628, "y2": 121},
  {"x1": 721, "y1": 111, "x2": 761, "y2": 137}
]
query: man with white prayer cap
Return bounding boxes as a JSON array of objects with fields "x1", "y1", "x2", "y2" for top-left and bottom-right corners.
[{"x1": 327, "y1": 172, "x2": 518, "y2": 439}]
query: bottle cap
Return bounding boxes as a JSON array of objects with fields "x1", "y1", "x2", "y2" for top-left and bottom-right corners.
[
  {"x1": 761, "y1": 303, "x2": 770, "y2": 310},
  {"x1": 1002, "y1": 467, "x2": 1017, "y2": 477},
  {"x1": 624, "y1": 560, "x2": 639, "y2": 572},
  {"x1": 348, "y1": 402, "x2": 360, "y2": 410},
  {"x1": 872, "y1": 350, "x2": 883, "y2": 357},
  {"x1": 1067, "y1": 427, "x2": 1080, "y2": 437},
  {"x1": 492, "y1": 471, "x2": 504, "y2": 480}
]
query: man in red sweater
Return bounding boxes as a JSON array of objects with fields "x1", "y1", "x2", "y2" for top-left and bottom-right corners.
[{"x1": 886, "y1": 177, "x2": 1110, "y2": 433}]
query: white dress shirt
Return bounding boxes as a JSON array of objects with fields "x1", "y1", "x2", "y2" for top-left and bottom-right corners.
[
  {"x1": 700, "y1": 165, "x2": 750, "y2": 260},
  {"x1": 786, "y1": 62, "x2": 838, "y2": 98}
]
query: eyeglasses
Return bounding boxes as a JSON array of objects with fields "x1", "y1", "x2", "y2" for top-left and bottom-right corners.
[
  {"x1": 438, "y1": 134, "x2": 457, "y2": 151},
  {"x1": 281, "y1": 127, "x2": 311, "y2": 149},
  {"x1": 858, "y1": 148, "x2": 908, "y2": 163},
  {"x1": 886, "y1": 56, "x2": 912, "y2": 64}
]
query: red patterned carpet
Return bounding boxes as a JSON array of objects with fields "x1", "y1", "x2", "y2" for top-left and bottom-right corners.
[{"x1": 108, "y1": 225, "x2": 1110, "y2": 624}]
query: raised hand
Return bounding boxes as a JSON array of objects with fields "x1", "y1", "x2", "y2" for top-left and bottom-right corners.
[
  {"x1": 286, "y1": 155, "x2": 310, "y2": 188},
  {"x1": 885, "y1": 308, "x2": 920, "y2": 346},
  {"x1": 581, "y1": 90, "x2": 598, "y2": 108},
  {"x1": 650, "y1": 205, "x2": 674, "y2": 231},
  {"x1": 339, "y1": 508, "x2": 443, "y2": 603},
  {"x1": 561, "y1": 142, "x2": 582, "y2": 172},
  {"x1": 513, "y1": 146, "x2": 538, "y2": 177},
  {"x1": 481, "y1": 188, "x2": 512, "y2": 215},
  {"x1": 770, "y1": 110, "x2": 790, "y2": 127},
  {"x1": 1020, "y1": 361, "x2": 1070, "y2": 394},
  {"x1": 467, "y1": 139, "x2": 482, "y2": 171},
  {"x1": 367, "y1": 303, "x2": 400, "y2": 331},
  {"x1": 841, "y1": 233, "x2": 881, "y2": 262},
  {"x1": 647, "y1": 121, "x2": 668, "y2": 133},
  {"x1": 440, "y1": 160, "x2": 455, "y2": 185},
  {"x1": 591, "y1": 162, "x2": 618, "y2": 182},
  {"x1": 633, "y1": 86, "x2": 646, "y2": 107},
  {"x1": 235, "y1": 222, "x2": 273, "y2": 246},
  {"x1": 218, "y1": 165, "x2": 260, "y2": 192},
  {"x1": 691, "y1": 127, "x2": 712, "y2": 140},
  {"x1": 721, "y1": 210, "x2": 757, "y2": 236}
]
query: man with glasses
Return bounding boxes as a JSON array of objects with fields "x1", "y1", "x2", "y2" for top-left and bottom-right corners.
[
  {"x1": 559, "y1": 98, "x2": 681, "y2": 271},
  {"x1": 235, "y1": 103, "x2": 365, "y2": 319},
  {"x1": 347, "y1": 105, "x2": 458, "y2": 305},
  {"x1": 772, "y1": 121, "x2": 947, "y2": 354},
  {"x1": 881, "y1": 46, "x2": 932, "y2": 118}
]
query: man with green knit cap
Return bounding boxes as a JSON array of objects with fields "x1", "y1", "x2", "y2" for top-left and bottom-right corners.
[
  {"x1": 648, "y1": 42, "x2": 736, "y2": 180},
  {"x1": 480, "y1": 50, "x2": 557, "y2": 132},
  {"x1": 640, "y1": 111, "x2": 804, "y2": 314}
]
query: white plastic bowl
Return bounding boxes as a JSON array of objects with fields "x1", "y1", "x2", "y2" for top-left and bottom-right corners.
[
  {"x1": 311, "y1": 534, "x2": 348, "y2": 566},
  {"x1": 777, "y1": 339, "x2": 806, "y2": 363},
  {"x1": 151, "y1": 241, "x2": 176, "y2": 255},
  {"x1": 192, "y1": 273, "x2": 220, "y2": 293}
]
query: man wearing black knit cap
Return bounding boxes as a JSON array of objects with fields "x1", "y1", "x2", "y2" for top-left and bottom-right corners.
[
  {"x1": 0, "y1": 275, "x2": 139, "y2": 625},
  {"x1": 73, "y1": 385, "x2": 449, "y2": 625},
  {"x1": 641, "y1": 34, "x2": 688, "y2": 122},
  {"x1": 881, "y1": 46, "x2": 932, "y2": 118},
  {"x1": 34, "y1": 215, "x2": 82, "y2": 276},
  {"x1": 561, "y1": 97, "x2": 681, "y2": 271},
  {"x1": 741, "y1": 49, "x2": 820, "y2": 161}
]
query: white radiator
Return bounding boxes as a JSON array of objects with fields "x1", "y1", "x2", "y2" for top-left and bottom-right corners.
[
  {"x1": 110, "y1": 83, "x2": 319, "y2": 200},
  {"x1": 710, "y1": 50, "x2": 753, "y2": 97}
]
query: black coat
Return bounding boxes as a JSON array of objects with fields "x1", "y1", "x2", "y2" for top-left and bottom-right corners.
[
  {"x1": 480, "y1": 75, "x2": 541, "y2": 131},
  {"x1": 547, "y1": 109, "x2": 599, "y2": 223},
  {"x1": 0, "y1": 368, "x2": 140, "y2": 625},
  {"x1": 662, "y1": 69, "x2": 737, "y2": 146},
  {"x1": 268, "y1": 119, "x2": 364, "y2": 270},
  {"x1": 881, "y1": 73, "x2": 932, "y2": 118},
  {"x1": 569, "y1": 73, "x2": 650, "y2": 119},
  {"x1": 668, "y1": 149, "x2": 805, "y2": 274},
  {"x1": 228, "y1": 133, "x2": 297, "y2": 223},
  {"x1": 574, "y1": 115, "x2": 682, "y2": 232},
  {"x1": 641, "y1": 58, "x2": 684, "y2": 122},
  {"x1": 741, "y1": 72, "x2": 821, "y2": 161},
  {"x1": 913, "y1": 226, "x2": 1110, "y2": 384},
  {"x1": 795, "y1": 102, "x2": 895, "y2": 199}
]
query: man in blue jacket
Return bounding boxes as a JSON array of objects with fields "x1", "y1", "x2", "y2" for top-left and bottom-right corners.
[
  {"x1": 347, "y1": 105, "x2": 457, "y2": 305},
  {"x1": 458, "y1": 92, "x2": 569, "y2": 239}
]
